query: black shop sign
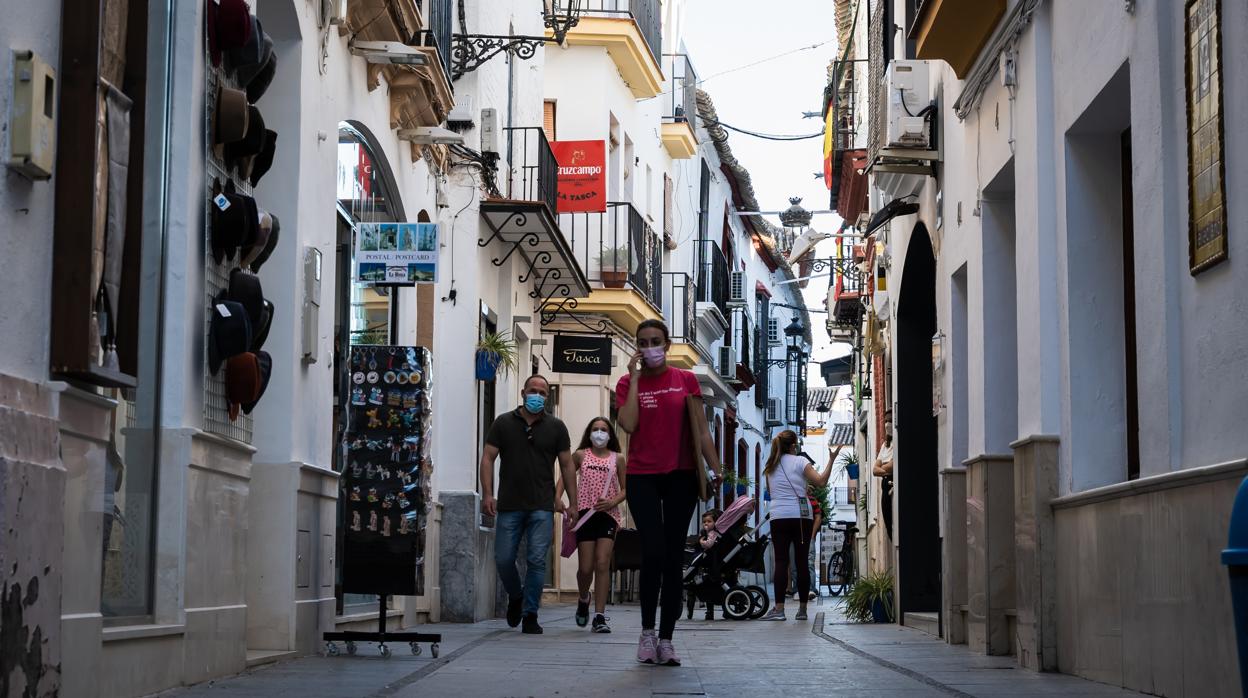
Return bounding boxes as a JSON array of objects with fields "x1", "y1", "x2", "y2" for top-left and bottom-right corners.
[{"x1": 552, "y1": 334, "x2": 612, "y2": 375}]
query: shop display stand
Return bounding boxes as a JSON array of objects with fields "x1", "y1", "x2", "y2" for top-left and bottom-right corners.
[{"x1": 323, "y1": 595, "x2": 440, "y2": 658}]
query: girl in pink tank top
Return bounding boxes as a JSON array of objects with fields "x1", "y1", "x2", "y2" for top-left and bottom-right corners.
[{"x1": 556, "y1": 416, "x2": 627, "y2": 633}]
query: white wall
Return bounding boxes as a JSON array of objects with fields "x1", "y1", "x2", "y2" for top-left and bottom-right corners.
[{"x1": 0, "y1": 5, "x2": 62, "y2": 383}]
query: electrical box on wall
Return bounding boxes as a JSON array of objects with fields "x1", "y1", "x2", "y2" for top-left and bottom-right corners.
[
  {"x1": 7, "y1": 50, "x2": 57, "y2": 180},
  {"x1": 479, "y1": 108, "x2": 499, "y2": 154},
  {"x1": 302, "y1": 247, "x2": 322, "y2": 363}
]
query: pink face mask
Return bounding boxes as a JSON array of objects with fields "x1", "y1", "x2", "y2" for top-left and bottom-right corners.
[{"x1": 641, "y1": 346, "x2": 666, "y2": 367}]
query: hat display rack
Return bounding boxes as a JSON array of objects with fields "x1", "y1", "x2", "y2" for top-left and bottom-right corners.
[{"x1": 202, "y1": 0, "x2": 279, "y2": 440}]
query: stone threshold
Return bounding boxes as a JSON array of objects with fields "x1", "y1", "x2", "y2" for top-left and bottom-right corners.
[{"x1": 245, "y1": 649, "x2": 297, "y2": 668}]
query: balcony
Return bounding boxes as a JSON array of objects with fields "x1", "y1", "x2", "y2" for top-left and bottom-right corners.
[
  {"x1": 728, "y1": 306, "x2": 755, "y2": 389},
  {"x1": 826, "y1": 237, "x2": 864, "y2": 342},
  {"x1": 909, "y1": 0, "x2": 1006, "y2": 78},
  {"x1": 554, "y1": 202, "x2": 663, "y2": 335},
  {"x1": 555, "y1": 0, "x2": 664, "y2": 99},
  {"x1": 479, "y1": 127, "x2": 590, "y2": 304},
  {"x1": 694, "y1": 239, "x2": 730, "y2": 344},
  {"x1": 661, "y1": 272, "x2": 699, "y2": 369},
  {"x1": 349, "y1": 0, "x2": 455, "y2": 131},
  {"x1": 661, "y1": 54, "x2": 699, "y2": 159}
]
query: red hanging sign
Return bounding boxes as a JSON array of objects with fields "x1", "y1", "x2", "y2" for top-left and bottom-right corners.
[{"x1": 550, "y1": 140, "x2": 606, "y2": 213}]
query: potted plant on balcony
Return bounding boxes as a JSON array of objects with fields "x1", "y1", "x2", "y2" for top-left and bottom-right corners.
[
  {"x1": 475, "y1": 330, "x2": 518, "y2": 382},
  {"x1": 842, "y1": 451, "x2": 860, "y2": 481},
  {"x1": 595, "y1": 246, "x2": 631, "y2": 289}
]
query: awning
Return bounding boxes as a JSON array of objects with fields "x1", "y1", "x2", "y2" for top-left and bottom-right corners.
[{"x1": 479, "y1": 199, "x2": 591, "y2": 303}]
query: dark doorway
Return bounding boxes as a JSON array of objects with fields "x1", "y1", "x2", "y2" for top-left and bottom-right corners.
[{"x1": 895, "y1": 223, "x2": 941, "y2": 618}]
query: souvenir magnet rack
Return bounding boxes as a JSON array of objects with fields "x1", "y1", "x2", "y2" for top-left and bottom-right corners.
[{"x1": 323, "y1": 595, "x2": 441, "y2": 658}]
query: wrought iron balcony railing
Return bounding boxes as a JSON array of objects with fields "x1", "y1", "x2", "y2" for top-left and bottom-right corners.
[
  {"x1": 582, "y1": 0, "x2": 662, "y2": 63},
  {"x1": 498, "y1": 127, "x2": 558, "y2": 215},
  {"x1": 661, "y1": 271, "x2": 696, "y2": 344},
  {"x1": 696, "y1": 239, "x2": 729, "y2": 318},
  {"x1": 558, "y1": 201, "x2": 662, "y2": 308},
  {"x1": 663, "y1": 53, "x2": 698, "y2": 128},
  {"x1": 729, "y1": 305, "x2": 753, "y2": 375}
]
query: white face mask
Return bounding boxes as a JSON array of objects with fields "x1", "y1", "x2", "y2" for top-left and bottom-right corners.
[{"x1": 590, "y1": 430, "x2": 610, "y2": 448}]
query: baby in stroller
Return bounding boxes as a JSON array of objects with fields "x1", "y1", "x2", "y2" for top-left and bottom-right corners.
[{"x1": 683, "y1": 497, "x2": 771, "y2": 621}]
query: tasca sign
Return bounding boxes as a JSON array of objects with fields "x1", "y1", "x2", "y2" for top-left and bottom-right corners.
[
  {"x1": 550, "y1": 140, "x2": 606, "y2": 213},
  {"x1": 551, "y1": 334, "x2": 612, "y2": 375}
]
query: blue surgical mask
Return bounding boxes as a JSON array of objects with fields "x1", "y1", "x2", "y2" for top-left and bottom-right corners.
[{"x1": 524, "y1": 394, "x2": 546, "y2": 414}]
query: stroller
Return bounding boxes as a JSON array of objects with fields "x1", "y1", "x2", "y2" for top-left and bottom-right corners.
[{"x1": 683, "y1": 497, "x2": 771, "y2": 620}]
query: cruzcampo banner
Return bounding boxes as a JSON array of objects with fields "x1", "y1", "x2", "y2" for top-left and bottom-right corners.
[
  {"x1": 550, "y1": 140, "x2": 606, "y2": 213},
  {"x1": 551, "y1": 334, "x2": 612, "y2": 375}
]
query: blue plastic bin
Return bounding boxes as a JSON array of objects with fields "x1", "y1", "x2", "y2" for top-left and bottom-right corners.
[{"x1": 1221, "y1": 476, "x2": 1248, "y2": 696}]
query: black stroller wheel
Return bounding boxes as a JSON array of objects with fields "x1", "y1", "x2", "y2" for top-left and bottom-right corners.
[
  {"x1": 745, "y1": 585, "x2": 769, "y2": 619},
  {"x1": 722, "y1": 587, "x2": 752, "y2": 621}
]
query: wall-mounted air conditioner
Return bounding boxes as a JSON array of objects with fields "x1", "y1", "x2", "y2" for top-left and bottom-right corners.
[
  {"x1": 728, "y1": 271, "x2": 747, "y2": 305},
  {"x1": 766, "y1": 398, "x2": 781, "y2": 424},
  {"x1": 884, "y1": 61, "x2": 931, "y2": 149},
  {"x1": 717, "y1": 346, "x2": 735, "y2": 379}
]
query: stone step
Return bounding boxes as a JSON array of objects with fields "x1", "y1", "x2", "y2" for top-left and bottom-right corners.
[{"x1": 903, "y1": 611, "x2": 940, "y2": 637}]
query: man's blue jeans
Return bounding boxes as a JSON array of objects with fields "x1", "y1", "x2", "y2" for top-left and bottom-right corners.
[{"x1": 494, "y1": 510, "x2": 554, "y2": 616}]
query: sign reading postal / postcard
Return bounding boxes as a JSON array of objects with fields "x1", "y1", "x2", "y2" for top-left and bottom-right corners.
[{"x1": 356, "y1": 222, "x2": 439, "y2": 284}]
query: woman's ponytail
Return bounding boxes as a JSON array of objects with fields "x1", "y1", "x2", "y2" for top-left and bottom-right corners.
[{"x1": 763, "y1": 430, "x2": 798, "y2": 476}]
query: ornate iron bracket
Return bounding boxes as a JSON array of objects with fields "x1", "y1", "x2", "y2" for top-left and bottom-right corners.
[
  {"x1": 807, "y1": 256, "x2": 865, "y2": 285},
  {"x1": 538, "y1": 288, "x2": 610, "y2": 334},
  {"x1": 451, "y1": 34, "x2": 554, "y2": 81},
  {"x1": 477, "y1": 213, "x2": 541, "y2": 267}
]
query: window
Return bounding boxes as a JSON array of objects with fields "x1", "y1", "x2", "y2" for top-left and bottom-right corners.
[
  {"x1": 59, "y1": 0, "x2": 169, "y2": 622},
  {"x1": 543, "y1": 100, "x2": 557, "y2": 142},
  {"x1": 768, "y1": 318, "x2": 780, "y2": 344}
]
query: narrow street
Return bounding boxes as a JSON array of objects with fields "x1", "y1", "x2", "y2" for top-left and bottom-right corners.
[{"x1": 164, "y1": 600, "x2": 1146, "y2": 698}]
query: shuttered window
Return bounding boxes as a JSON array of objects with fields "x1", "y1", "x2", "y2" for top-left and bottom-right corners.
[
  {"x1": 663, "y1": 174, "x2": 673, "y2": 237},
  {"x1": 543, "y1": 101, "x2": 556, "y2": 142}
]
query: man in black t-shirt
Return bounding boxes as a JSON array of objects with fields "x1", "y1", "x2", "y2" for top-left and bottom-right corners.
[{"x1": 480, "y1": 374, "x2": 577, "y2": 635}]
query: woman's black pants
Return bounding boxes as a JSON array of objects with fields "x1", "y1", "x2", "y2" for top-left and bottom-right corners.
[{"x1": 626, "y1": 470, "x2": 698, "y2": 639}]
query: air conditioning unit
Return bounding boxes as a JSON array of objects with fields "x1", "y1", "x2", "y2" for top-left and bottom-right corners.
[
  {"x1": 884, "y1": 61, "x2": 931, "y2": 149},
  {"x1": 717, "y1": 346, "x2": 735, "y2": 379},
  {"x1": 766, "y1": 398, "x2": 781, "y2": 424},
  {"x1": 728, "y1": 271, "x2": 747, "y2": 305}
]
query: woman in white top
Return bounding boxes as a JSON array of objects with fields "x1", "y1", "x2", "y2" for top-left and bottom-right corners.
[
  {"x1": 759, "y1": 430, "x2": 842, "y2": 621},
  {"x1": 873, "y1": 412, "x2": 894, "y2": 540}
]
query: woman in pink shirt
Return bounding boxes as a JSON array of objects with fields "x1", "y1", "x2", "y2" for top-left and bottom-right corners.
[{"x1": 617, "y1": 319, "x2": 722, "y2": 666}]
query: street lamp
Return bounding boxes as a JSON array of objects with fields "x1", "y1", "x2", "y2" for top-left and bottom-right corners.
[{"x1": 783, "y1": 317, "x2": 809, "y2": 434}]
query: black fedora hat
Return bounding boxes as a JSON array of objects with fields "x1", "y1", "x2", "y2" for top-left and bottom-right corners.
[
  {"x1": 208, "y1": 295, "x2": 252, "y2": 375},
  {"x1": 247, "y1": 51, "x2": 277, "y2": 103},
  {"x1": 226, "y1": 267, "x2": 265, "y2": 335},
  {"x1": 250, "y1": 298, "x2": 274, "y2": 353},
  {"x1": 211, "y1": 180, "x2": 251, "y2": 265},
  {"x1": 242, "y1": 350, "x2": 272, "y2": 415},
  {"x1": 249, "y1": 129, "x2": 277, "y2": 187}
]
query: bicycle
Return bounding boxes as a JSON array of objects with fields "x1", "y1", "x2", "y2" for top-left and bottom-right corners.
[{"x1": 824, "y1": 521, "x2": 858, "y2": 596}]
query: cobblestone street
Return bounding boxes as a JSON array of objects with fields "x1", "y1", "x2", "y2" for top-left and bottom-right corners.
[{"x1": 163, "y1": 600, "x2": 1149, "y2": 697}]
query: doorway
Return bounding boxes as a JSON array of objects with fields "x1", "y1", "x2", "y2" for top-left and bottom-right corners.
[{"x1": 895, "y1": 223, "x2": 941, "y2": 619}]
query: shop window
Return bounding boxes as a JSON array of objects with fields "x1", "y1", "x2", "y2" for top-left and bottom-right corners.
[{"x1": 45, "y1": 0, "x2": 166, "y2": 623}]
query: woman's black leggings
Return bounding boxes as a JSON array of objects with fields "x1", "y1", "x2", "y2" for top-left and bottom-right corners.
[
  {"x1": 626, "y1": 469, "x2": 698, "y2": 639},
  {"x1": 771, "y1": 518, "x2": 814, "y2": 604}
]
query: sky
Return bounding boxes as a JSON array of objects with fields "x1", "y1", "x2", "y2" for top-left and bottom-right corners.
[{"x1": 682, "y1": 0, "x2": 853, "y2": 387}]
